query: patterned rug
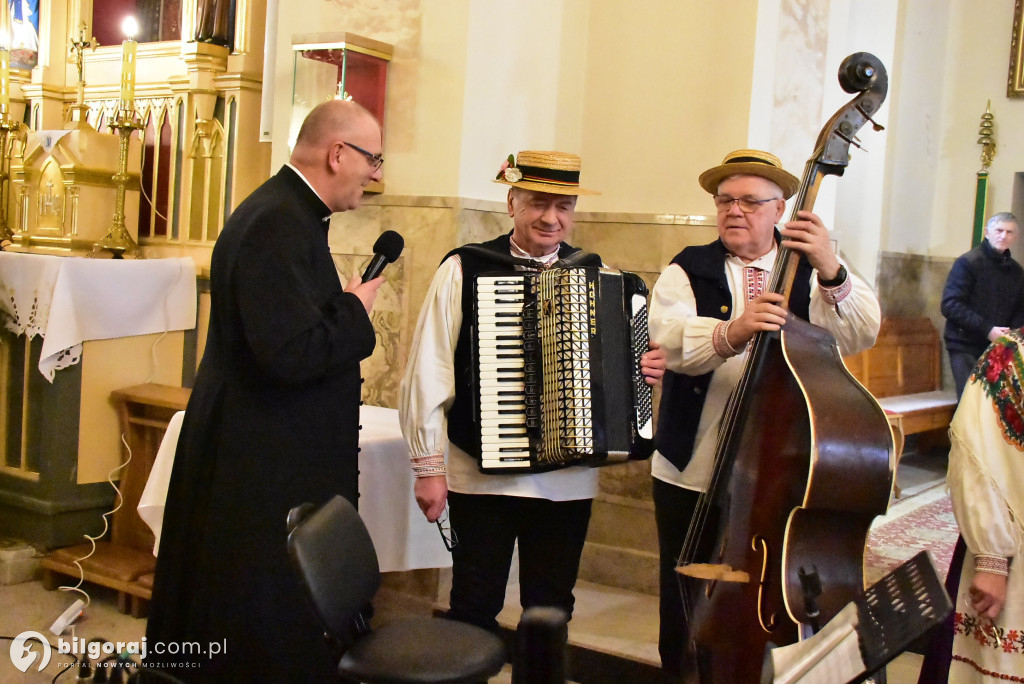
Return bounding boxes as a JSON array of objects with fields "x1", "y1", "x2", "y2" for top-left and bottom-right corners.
[{"x1": 865, "y1": 485, "x2": 959, "y2": 585}]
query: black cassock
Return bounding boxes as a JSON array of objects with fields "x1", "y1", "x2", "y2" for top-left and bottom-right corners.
[{"x1": 145, "y1": 166, "x2": 376, "y2": 681}]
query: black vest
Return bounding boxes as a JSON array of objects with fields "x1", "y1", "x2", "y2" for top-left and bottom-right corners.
[
  {"x1": 654, "y1": 237, "x2": 813, "y2": 471},
  {"x1": 446, "y1": 232, "x2": 585, "y2": 458}
]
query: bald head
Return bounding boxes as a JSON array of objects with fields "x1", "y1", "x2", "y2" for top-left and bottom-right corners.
[
  {"x1": 291, "y1": 100, "x2": 378, "y2": 165},
  {"x1": 289, "y1": 99, "x2": 384, "y2": 213}
]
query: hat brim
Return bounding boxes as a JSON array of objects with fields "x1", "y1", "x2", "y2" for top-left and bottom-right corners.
[
  {"x1": 698, "y1": 162, "x2": 800, "y2": 199},
  {"x1": 493, "y1": 178, "x2": 600, "y2": 196}
]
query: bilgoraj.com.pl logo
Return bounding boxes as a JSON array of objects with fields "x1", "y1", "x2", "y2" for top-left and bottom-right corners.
[{"x1": 9, "y1": 630, "x2": 52, "y2": 673}]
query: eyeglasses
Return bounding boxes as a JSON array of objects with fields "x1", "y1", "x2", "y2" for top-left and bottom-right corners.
[
  {"x1": 713, "y1": 195, "x2": 780, "y2": 213},
  {"x1": 343, "y1": 141, "x2": 384, "y2": 171},
  {"x1": 436, "y1": 505, "x2": 458, "y2": 552}
]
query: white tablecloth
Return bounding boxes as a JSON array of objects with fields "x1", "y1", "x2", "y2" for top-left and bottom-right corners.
[
  {"x1": 138, "y1": 405, "x2": 452, "y2": 573},
  {"x1": 0, "y1": 252, "x2": 197, "y2": 380}
]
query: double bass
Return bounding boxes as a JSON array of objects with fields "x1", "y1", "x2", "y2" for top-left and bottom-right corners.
[{"x1": 677, "y1": 52, "x2": 894, "y2": 682}]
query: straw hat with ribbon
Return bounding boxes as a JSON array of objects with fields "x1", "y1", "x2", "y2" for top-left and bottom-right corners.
[
  {"x1": 494, "y1": 150, "x2": 599, "y2": 196},
  {"x1": 698, "y1": 149, "x2": 800, "y2": 199}
]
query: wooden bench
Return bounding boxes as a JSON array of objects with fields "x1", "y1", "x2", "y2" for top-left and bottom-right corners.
[
  {"x1": 843, "y1": 317, "x2": 957, "y2": 494},
  {"x1": 41, "y1": 383, "x2": 191, "y2": 618}
]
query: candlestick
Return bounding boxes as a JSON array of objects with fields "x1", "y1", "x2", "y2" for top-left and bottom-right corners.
[
  {"x1": 0, "y1": 0, "x2": 8, "y2": 116},
  {"x1": 0, "y1": 47, "x2": 9, "y2": 113},
  {"x1": 119, "y1": 17, "x2": 138, "y2": 115},
  {"x1": 94, "y1": 115, "x2": 143, "y2": 257}
]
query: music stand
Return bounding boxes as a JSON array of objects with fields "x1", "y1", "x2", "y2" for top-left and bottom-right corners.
[{"x1": 851, "y1": 550, "x2": 952, "y2": 683}]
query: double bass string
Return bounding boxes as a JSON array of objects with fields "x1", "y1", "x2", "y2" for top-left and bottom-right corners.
[{"x1": 677, "y1": 171, "x2": 814, "y2": 625}]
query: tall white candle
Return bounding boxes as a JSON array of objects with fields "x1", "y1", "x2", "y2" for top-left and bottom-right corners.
[
  {"x1": 119, "y1": 17, "x2": 138, "y2": 112},
  {"x1": 0, "y1": 48, "x2": 9, "y2": 112}
]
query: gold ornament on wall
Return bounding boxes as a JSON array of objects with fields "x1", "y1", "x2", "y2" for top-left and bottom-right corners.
[{"x1": 978, "y1": 100, "x2": 996, "y2": 170}]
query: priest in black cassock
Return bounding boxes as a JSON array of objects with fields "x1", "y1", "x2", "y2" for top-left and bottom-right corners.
[{"x1": 144, "y1": 100, "x2": 385, "y2": 682}]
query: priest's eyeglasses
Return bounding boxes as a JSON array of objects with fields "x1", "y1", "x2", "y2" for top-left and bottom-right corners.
[
  {"x1": 436, "y1": 505, "x2": 458, "y2": 552},
  {"x1": 713, "y1": 195, "x2": 780, "y2": 213},
  {"x1": 344, "y1": 141, "x2": 385, "y2": 171}
]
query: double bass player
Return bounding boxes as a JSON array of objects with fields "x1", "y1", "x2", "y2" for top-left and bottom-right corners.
[{"x1": 648, "y1": 149, "x2": 883, "y2": 675}]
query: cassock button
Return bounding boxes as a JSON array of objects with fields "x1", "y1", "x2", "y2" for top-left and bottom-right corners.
[
  {"x1": 720, "y1": 305, "x2": 729, "y2": 313},
  {"x1": 359, "y1": 400, "x2": 364, "y2": 406},
  {"x1": 359, "y1": 424, "x2": 363, "y2": 430}
]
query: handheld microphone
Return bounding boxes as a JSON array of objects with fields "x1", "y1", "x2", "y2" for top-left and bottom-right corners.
[{"x1": 361, "y1": 230, "x2": 404, "y2": 282}]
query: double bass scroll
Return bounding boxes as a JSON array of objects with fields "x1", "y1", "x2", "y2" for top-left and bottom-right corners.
[{"x1": 677, "y1": 52, "x2": 894, "y2": 683}]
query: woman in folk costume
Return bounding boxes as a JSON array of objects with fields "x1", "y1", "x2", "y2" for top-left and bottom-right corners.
[{"x1": 947, "y1": 327, "x2": 1024, "y2": 680}]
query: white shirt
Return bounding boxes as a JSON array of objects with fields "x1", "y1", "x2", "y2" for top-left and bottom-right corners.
[
  {"x1": 399, "y1": 252, "x2": 599, "y2": 501},
  {"x1": 648, "y1": 245, "x2": 882, "y2": 491}
]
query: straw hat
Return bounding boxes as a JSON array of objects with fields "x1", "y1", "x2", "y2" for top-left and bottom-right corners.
[
  {"x1": 493, "y1": 150, "x2": 599, "y2": 196},
  {"x1": 698, "y1": 149, "x2": 800, "y2": 199}
]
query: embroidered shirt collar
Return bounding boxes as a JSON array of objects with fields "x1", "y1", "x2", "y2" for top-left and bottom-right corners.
[
  {"x1": 509, "y1": 235, "x2": 561, "y2": 267},
  {"x1": 725, "y1": 243, "x2": 777, "y2": 271}
]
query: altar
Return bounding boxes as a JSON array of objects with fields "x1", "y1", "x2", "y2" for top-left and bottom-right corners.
[
  {"x1": 138, "y1": 405, "x2": 452, "y2": 573},
  {"x1": 0, "y1": 251, "x2": 197, "y2": 546}
]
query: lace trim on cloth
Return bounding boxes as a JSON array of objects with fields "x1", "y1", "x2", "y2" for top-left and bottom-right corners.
[
  {"x1": 2, "y1": 289, "x2": 52, "y2": 339},
  {"x1": 971, "y1": 328, "x2": 1024, "y2": 449}
]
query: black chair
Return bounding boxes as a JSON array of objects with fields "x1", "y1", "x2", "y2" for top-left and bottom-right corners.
[{"x1": 286, "y1": 495, "x2": 507, "y2": 683}]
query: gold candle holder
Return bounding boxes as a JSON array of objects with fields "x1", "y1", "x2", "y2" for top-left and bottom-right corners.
[
  {"x1": 0, "y1": 103, "x2": 23, "y2": 242},
  {"x1": 93, "y1": 111, "x2": 143, "y2": 257}
]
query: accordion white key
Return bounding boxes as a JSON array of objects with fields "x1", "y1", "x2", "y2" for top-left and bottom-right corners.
[{"x1": 473, "y1": 266, "x2": 653, "y2": 473}]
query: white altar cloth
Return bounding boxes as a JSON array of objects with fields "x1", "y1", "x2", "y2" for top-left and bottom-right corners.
[
  {"x1": 138, "y1": 405, "x2": 452, "y2": 573},
  {"x1": 0, "y1": 252, "x2": 197, "y2": 380}
]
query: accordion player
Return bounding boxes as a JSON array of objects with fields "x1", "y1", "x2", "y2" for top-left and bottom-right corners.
[{"x1": 473, "y1": 264, "x2": 654, "y2": 473}]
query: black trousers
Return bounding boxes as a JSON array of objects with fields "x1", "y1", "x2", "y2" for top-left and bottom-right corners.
[
  {"x1": 652, "y1": 477, "x2": 702, "y2": 675},
  {"x1": 949, "y1": 349, "x2": 981, "y2": 399},
  {"x1": 446, "y1": 491, "x2": 592, "y2": 633}
]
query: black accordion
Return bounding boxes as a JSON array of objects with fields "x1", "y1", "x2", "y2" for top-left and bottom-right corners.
[{"x1": 472, "y1": 266, "x2": 654, "y2": 473}]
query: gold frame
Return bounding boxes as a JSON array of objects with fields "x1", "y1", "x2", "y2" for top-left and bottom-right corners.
[{"x1": 1011, "y1": 0, "x2": 1024, "y2": 97}]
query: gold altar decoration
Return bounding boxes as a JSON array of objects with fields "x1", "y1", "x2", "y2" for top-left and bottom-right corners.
[
  {"x1": 93, "y1": 17, "x2": 142, "y2": 257},
  {"x1": 6, "y1": 20, "x2": 140, "y2": 254},
  {"x1": 0, "y1": 3, "x2": 18, "y2": 242},
  {"x1": 972, "y1": 101, "x2": 996, "y2": 247},
  {"x1": 8, "y1": 123, "x2": 141, "y2": 253},
  {"x1": 66, "y1": 24, "x2": 96, "y2": 128}
]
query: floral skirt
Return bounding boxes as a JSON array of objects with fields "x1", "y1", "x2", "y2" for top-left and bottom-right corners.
[{"x1": 951, "y1": 559, "x2": 1024, "y2": 681}]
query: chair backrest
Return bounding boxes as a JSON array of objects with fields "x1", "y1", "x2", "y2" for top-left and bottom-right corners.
[{"x1": 287, "y1": 495, "x2": 381, "y2": 644}]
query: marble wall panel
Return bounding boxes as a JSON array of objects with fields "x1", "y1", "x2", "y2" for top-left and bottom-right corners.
[{"x1": 332, "y1": 252, "x2": 408, "y2": 408}]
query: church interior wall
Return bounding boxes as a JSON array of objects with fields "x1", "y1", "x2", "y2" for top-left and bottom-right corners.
[
  {"x1": 7, "y1": 0, "x2": 1021, "y2": 548},
  {"x1": 877, "y1": 0, "x2": 1022, "y2": 346}
]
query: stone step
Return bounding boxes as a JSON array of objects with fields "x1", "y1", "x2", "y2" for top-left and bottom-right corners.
[
  {"x1": 495, "y1": 579, "x2": 668, "y2": 683},
  {"x1": 578, "y1": 493, "x2": 659, "y2": 595}
]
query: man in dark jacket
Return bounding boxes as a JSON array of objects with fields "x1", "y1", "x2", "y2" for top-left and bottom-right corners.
[
  {"x1": 145, "y1": 100, "x2": 384, "y2": 681},
  {"x1": 941, "y1": 212, "x2": 1024, "y2": 398}
]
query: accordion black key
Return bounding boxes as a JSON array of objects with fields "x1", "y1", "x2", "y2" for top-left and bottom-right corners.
[{"x1": 473, "y1": 266, "x2": 654, "y2": 473}]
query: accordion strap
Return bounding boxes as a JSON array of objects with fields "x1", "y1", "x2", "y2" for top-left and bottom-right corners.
[
  {"x1": 552, "y1": 250, "x2": 602, "y2": 269},
  {"x1": 457, "y1": 244, "x2": 602, "y2": 272}
]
